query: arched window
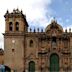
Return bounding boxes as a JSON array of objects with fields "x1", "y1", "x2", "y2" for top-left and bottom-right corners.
[
  {"x1": 9, "y1": 22, "x2": 13, "y2": 31},
  {"x1": 50, "y1": 53, "x2": 59, "y2": 72},
  {"x1": 29, "y1": 40, "x2": 33, "y2": 47},
  {"x1": 52, "y1": 37, "x2": 57, "y2": 47},
  {"x1": 28, "y1": 61, "x2": 35, "y2": 72},
  {"x1": 52, "y1": 37, "x2": 56, "y2": 43},
  {"x1": 15, "y1": 22, "x2": 19, "y2": 31}
]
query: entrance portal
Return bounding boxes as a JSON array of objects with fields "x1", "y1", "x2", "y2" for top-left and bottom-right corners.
[
  {"x1": 28, "y1": 61, "x2": 35, "y2": 72},
  {"x1": 50, "y1": 53, "x2": 59, "y2": 72}
]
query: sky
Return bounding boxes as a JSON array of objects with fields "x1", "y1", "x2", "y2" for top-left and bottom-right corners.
[{"x1": 0, "y1": 0, "x2": 72, "y2": 49}]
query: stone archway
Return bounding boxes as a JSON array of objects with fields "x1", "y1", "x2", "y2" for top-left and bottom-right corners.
[
  {"x1": 5, "y1": 66, "x2": 11, "y2": 72},
  {"x1": 0, "y1": 65, "x2": 11, "y2": 72},
  {"x1": 50, "y1": 53, "x2": 59, "y2": 72},
  {"x1": 28, "y1": 61, "x2": 35, "y2": 72}
]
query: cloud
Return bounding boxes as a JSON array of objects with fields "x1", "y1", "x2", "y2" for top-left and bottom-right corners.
[
  {"x1": 0, "y1": 0, "x2": 53, "y2": 29},
  {"x1": 0, "y1": 0, "x2": 53, "y2": 48},
  {"x1": 25, "y1": 0, "x2": 53, "y2": 27}
]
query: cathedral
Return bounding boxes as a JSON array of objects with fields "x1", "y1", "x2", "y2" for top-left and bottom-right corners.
[{"x1": 2, "y1": 9, "x2": 72, "y2": 72}]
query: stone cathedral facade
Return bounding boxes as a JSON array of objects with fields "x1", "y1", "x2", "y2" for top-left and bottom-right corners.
[{"x1": 3, "y1": 9, "x2": 72, "y2": 72}]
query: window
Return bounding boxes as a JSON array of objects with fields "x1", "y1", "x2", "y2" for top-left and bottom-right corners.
[
  {"x1": 64, "y1": 40, "x2": 68, "y2": 48},
  {"x1": 51, "y1": 37, "x2": 57, "y2": 48},
  {"x1": 29, "y1": 40, "x2": 33, "y2": 47},
  {"x1": 15, "y1": 22, "x2": 19, "y2": 31},
  {"x1": 52, "y1": 37, "x2": 56, "y2": 43},
  {"x1": 9, "y1": 22, "x2": 13, "y2": 31},
  {"x1": 12, "y1": 49, "x2": 15, "y2": 52},
  {"x1": 28, "y1": 61, "x2": 35, "y2": 72}
]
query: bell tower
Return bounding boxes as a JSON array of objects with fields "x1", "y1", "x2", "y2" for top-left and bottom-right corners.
[
  {"x1": 4, "y1": 9, "x2": 28, "y2": 33},
  {"x1": 4, "y1": 9, "x2": 28, "y2": 72}
]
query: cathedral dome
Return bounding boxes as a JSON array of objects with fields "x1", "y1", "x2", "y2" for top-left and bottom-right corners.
[{"x1": 45, "y1": 19, "x2": 63, "y2": 33}]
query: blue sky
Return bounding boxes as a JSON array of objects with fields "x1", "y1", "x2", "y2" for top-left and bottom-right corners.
[
  {"x1": 0, "y1": 0, "x2": 72, "y2": 48},
  {"x1": 50, "y1": 0, "x2": 72, "y2": 27},
  {"x1": 27, "y1": 0, "x2": 72, "y2": 29}
]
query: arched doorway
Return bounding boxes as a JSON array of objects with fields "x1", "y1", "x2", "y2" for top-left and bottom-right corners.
[
  {"x1": 50, "y1": 53, "x2": 59, "y2": 72},
  {"x1": 5, "y1": 66, "x2": 11, "y2": 72},
  {"x1": 28, "y1": 61, "x2": 35, "y2": 72},
  {"x1": 0, "y1": 65, "x2": 11, "y2": 72}
]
